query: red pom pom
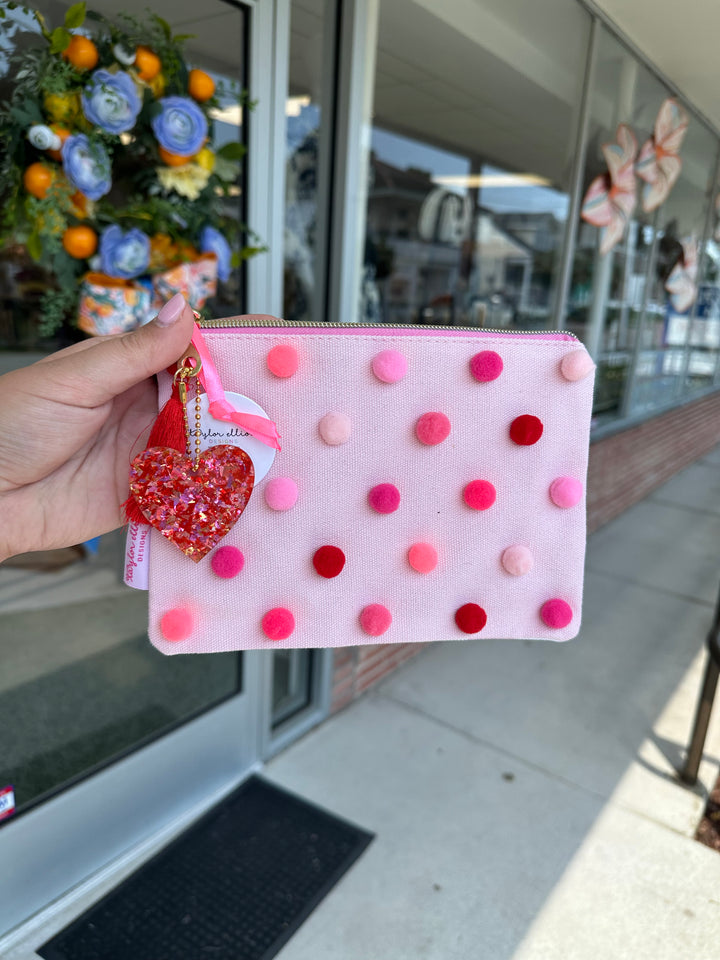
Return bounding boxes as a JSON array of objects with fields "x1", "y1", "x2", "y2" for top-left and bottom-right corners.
[
  {"x1": 313, "y1": 545, "x2": 346, "y2": 578},
  {"x1": 368, "y1": 483, "x2": 401, "y2": 514},
  {"x1": 509, "y1": 415, "x2": 543, "y2": 446},
  {"x1": 359, "y1": 604, "x2": 392, "y2": 636},
  {"x1": 415, "y1": 412, "x2": 451, "y2": 445},
  {"x1": 262, "y1": 607, "x2": 295, "y2": 640},
  {"x1": 455, "y1": 603, "x2": 487, "y2": 634},
  {"x1": 463, "y1": 480, "x2": 496, "y2": 510}
]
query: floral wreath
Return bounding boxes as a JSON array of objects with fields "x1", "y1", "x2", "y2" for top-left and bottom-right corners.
[{"x1": 0, "y1": 2, "x2": 263, "y2": 336}]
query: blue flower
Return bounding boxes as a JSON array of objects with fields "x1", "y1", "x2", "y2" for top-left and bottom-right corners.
[
  {"x1": 200, "y1": 225, "x2": 232, "y2": 282},
  {"x1": 62, "y1": 134, "x2": 112, "y2": 201},
  {"x1": 99, "y1": 226, "x2": 150, "y2": 279},
  {"x1": 152, "y1": 96, "x2": 208, "y2": 157},
  {"x1": 82, "y1": 69, "x2": 141, "y2": 135}
]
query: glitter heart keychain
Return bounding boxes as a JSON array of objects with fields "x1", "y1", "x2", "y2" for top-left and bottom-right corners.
[{"x1": 128, "y1": 351, "x2": 256, "y2": 562}]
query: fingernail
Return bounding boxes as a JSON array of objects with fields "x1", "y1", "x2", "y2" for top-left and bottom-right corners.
[{"x1": 156, "y1": 293, "x2": 186, "y2": 327}]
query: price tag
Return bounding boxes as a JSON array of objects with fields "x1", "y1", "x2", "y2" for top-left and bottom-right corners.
[{"x1": 0, "y1": 785, "x2": 15, "y2": 822}]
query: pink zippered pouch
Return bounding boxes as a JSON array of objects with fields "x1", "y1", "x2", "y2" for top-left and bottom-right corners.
[{"x1": 137, "y1": 317, "x2": 595, "y2": 653}]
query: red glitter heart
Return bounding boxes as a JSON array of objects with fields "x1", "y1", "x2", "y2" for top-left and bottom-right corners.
[{"x1": 129, "y1": 445, "x2": 255, "y2": 562}]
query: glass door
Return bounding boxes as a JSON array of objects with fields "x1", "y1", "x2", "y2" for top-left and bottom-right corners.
[{"x1": 0, "y1": 0, "x2": 263, "y2": 937}]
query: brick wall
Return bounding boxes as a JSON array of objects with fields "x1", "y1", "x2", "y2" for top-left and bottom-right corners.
[
  {"x1": 586, "y1": 391, "x2": 720, "y2": 533},
  {"x1": 330, "y1": 390, "x2": 720, "y2": 714}
]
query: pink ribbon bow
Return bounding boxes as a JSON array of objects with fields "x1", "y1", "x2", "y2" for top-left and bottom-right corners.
[{"x1": 191, "y1": 323, "x2": 282, "y2": 450}]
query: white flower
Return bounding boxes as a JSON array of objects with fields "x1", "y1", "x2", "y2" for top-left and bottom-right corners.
[
  {"x1": 28, "y1": 124, "x2": 61, "y2": 152},
  {"x1": 113, "y1": 43, "x2": 136, "y2": 66}
]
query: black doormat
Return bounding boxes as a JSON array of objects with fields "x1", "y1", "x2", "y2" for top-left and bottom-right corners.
[{"x1": 39, "y1": 776, "x2": 373, "y2": 960}]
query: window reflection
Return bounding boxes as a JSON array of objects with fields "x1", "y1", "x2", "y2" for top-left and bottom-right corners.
[{"x1": 361, "y1": 0, "x2": 591, "y2": 330}]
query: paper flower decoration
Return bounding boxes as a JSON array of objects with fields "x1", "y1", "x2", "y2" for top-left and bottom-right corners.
[
  {"x1": 636, "y1": 98, "x2": 688, "y2": 213},
  {"x1": 665, "y1": 236, "x2": 698, "y2": 313},
  {"x1": 581, "y1": 124, "x2": 638, "y2": 256},
  {"x1": 82, "y1": 69, "x2": 142, "y2": 135},
  {"x1": 62, "y1": 134, "x2": 112, "y2": 201}
]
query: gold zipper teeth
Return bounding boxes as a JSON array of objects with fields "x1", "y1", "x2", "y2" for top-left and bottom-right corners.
[{"x1": 199, "y1": 318, "x2": 577, "y2": 338}]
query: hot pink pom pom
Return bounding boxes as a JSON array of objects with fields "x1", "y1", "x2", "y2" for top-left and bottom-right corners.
[
  {"x1": 264, "y1": 477, "x2": 298, "y2": 511},
  {"x1": 262, "y1": 607, "x2": 295, "y2": 640},
  {"x1": 415, "y1": 412, "x2": 451, "y2": 446},
  {"x1": 540, "y1": 599, "x2": 573, "y2": 629},
  {"x1": 359, "y1": 603, "x2": 392, "y2": 636},
  {"x1": 211, "y1": 546, "x2": 245, "y2": 578},
  {"x1": 408, "y1": 542, "x2": 438, "y2": 573},
  {"x1": 560, "y1": 350, "x2": 594, "y2": 382},
  {"x1": 318, "y1": 412, "x2": 352, "y2": 445},
  {"x1": 470, "y1": 350, "x2": 503, "y2": 382},
  {"x1": 160, "y1": 607, "x2": 193, "y2": 642},
  {"x1": 267, "y1": 344, "x2": 299, "y2": 378},
  {"x1": 371, "y1": 349, "x2": 407, "y2": 383},
  {"x1": 463, "y1": 479, "x2": 496, "y2": 510},
  {"x1": 501, "y1": 545, "x2": 534, "y2": 577},
  {"x1": 549, "y1": 477, "x2": 583, "y2": 509},
  {"x1": 368, "y1": 483, "x2": 401, "y2": 513}
]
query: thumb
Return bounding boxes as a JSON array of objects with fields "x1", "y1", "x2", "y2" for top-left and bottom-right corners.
[{"x1": 41, "y1": 293, "x2": 197, "y2": 408}]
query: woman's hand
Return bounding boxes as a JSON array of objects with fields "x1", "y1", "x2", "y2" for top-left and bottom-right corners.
[{"x1": 0, "y1": 293, "x2": 195, "y2": 560}]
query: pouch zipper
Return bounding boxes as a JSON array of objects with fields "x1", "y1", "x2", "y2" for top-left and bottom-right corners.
[{"x1": 198, "y1": 317, "x2": 578, "y2": 341}]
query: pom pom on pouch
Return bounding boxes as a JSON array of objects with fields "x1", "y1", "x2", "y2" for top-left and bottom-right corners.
[
  {"x1": 267, "y1": 344, "x2": 298, "y2": 378},
  {"x1": 371, "y1": 349, "x2": 407, "y2": 383},
  {"x1": 262, "y1": 607, "x2": 295, "y2": 640},
  {"x1": 540, "y1": 599, "x2": 573, "y2": 629},
  {"x1": 211, "y1": 546, "x2": 244, "y2": 578},
  {"x1": 359, "y1": 603, "x2": 392, "y2": 636},
  {"x1": 368, "y1": 483, "x2": 401, "y2": 514},
  {"x1": 454, "y1": 603, "x2": 487, "y2": 634},
  {"x1": 470, "y1": 350, "x2": 503, "y2": 382},
  {"x1": 415, "y1": 412, "x2": 451, "y2": 445},
  {"x1": 160, "y1": 607, "x2": 193, "y2": 642}
]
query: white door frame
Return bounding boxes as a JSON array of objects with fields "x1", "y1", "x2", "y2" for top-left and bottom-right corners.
[{"x1": 0, "y1": 0, "x2": 283, "y2": 940}]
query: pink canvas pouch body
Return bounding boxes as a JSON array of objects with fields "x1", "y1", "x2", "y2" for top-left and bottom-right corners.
[{"x1": 145, "y1": 317, "x2": 595, "y2": 653}]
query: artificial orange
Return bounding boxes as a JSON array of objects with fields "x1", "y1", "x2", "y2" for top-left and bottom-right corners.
[
  {"x1": 188, "y1": 69, "x2": 215, "y2": 102},
  {"x1": 69, "y1": 191, "x2": 89, "y2": 219},
  {"x1": 62, "y1": 35, "x2": 99, "y2": 71},
  {"x1": 158, "y1": 145, "x2": 193, "y2": 166},
  {"x1": 23, "y1": 163, "x2": 54, "y2": 199},
  {"x1": 135, "y1": 46, "x2": 161, "y2": 82},
  {"x1": 62, "y1": 225, "x2": 98, "y2": 259},
  {"x1": 47, "y1": 125, "x2": 71, "y2": 162}
]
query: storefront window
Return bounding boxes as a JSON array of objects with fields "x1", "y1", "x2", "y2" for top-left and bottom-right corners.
[
  {"x1": 0, "y1": 0, "x2": 247, "y2": 818},
  {"x1": 359, "y1": 0, "x2": 591, "y2": 328},
  {"x1": 283, "y1": 0, "x2": 333, "y2": 323},
  {"x1": 570, "y1": 25, "x2": 718, "y2": 425}
]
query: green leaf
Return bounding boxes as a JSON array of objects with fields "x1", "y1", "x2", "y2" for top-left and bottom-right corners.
[
  {"x1": 26, "y1": 229, "x2": 42, "y2": 261},
  {"x1": 64, "y1": 2, "x2": 86, "y2": 30},
  {"x1": 216, "y1": 141, "x2": 246, "y2": 161},
  {"x1": 154, "y1": 15, "x2": 172, "y2": 39},
  {"x1": 171, "y1": 33, "x2": 195, "y2": 44},
  {"x1": 49, "y1": 27, "x2": 72, "y2": 54}
]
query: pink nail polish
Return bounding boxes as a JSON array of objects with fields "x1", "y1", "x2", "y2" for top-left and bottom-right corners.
[{"x1": 156, "y1": 293, "x2": 186, "y2": 327}]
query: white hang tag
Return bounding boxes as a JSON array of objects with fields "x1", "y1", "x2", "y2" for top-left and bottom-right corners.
[{"x1": 188, "y1": 392, "x2": 277, "y2": 482}]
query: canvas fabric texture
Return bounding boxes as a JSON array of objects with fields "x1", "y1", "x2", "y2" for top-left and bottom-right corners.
[{"x1": 146, "y1": 323, "x2": 595, "y2": 653}]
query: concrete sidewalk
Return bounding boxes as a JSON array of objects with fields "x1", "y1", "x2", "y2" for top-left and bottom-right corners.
[{"x1": 267, "y1": 445, "x2": 720, "y2": 960}]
